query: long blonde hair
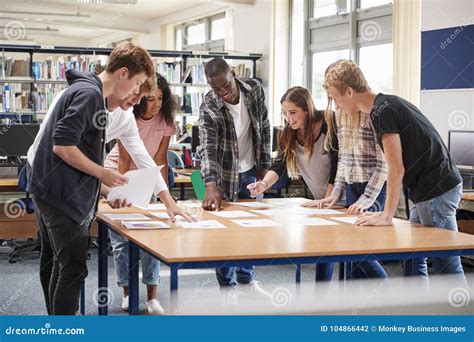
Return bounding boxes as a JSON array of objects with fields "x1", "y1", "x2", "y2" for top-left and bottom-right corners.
[
  {"x1": 279, "y1": 86, "x2": 323, "y2": 178},
  {"x1": 322, "y1": 59, "x2": 370, "y2": 151}
]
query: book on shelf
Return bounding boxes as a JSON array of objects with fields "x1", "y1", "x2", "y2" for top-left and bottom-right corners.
[
  {"x1": 231, "y1": 63, "x2": 252, "y2": 78},
  {"x1": 1, "y1": 83, "x2": 64, "y2": 113},
  {"x1": 32, "y1": 57, "x2": 103, "y2": 80},
  {"x1": 0, "y1": 58, "x2": 30, "y2": 78},
  {"x1": 183, "y1": 93, "x2": 204, "y2": 115},
  {"x1": 156, "y1": 61, "x2": 181, "y2": 83}
]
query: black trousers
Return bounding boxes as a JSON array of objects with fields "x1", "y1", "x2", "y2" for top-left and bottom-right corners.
[{"x1": 34, "y1": 198, "x2": 90, "y2": 315}]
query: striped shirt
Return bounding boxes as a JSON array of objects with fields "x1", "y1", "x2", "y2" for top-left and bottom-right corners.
[
  {"x1": 197, "y1": 77, "x2": 272, "y2": 201},
  {"x1": 331, "y1": 111, "x2": 387, "y2": 208}
]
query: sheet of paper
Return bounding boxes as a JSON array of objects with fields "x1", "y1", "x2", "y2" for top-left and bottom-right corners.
[
  {"x1": 250, "y1": 209, "x2": 290, "y2": 216},
  {"x1": 264, "y1": 197, "x2": 311, "y2": 205},
  {"x1": 208, "y1": 210, "x2": 257, "y2": 218},
  {"x1": 179, "y1": 220, "x2": 226, "y2": 229},
  {"x1": 149, "y1": 212, "x2": 170, "y2": 219},
  {"x1": 329, "y1": 216, "x2": 358, "y2": 224},
  {"x1": 103, "y1": 213, "x2": 151, "y2": 221},
  {"x1": 107, "y1": 166, "x2": 162, "y2": 208},
  {"x1": 299, "y1": 217, "x2": 339, "y2": 226},
  {"x1": 231, "y1": 219, "x2": 281, "y2": 227},
  {"x1": 291, "y1": 207, "x2": 344, "y2": 215},
  {"x1": 123, "y1": 221, "x2": 170, "y2": 229},
  {"x1": 178, "y1": 201, "x2": 202, "y2": 208},
  {"x1": 235, "y1": 202, "x2": 274, "y2": 209},
  {"x1": 136, "y1": 203, "x2": 167, "y2": 211}
]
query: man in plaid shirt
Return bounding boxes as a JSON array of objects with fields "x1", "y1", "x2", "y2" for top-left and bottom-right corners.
[{"x1": 197, "y1": 58, "x2": 271, "y2": 304}]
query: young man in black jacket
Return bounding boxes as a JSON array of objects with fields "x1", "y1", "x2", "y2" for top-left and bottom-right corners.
[{"x1": 27, "y1": 42, "x2": 155, "y2": 315}]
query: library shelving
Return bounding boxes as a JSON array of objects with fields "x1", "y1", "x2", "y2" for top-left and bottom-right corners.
[{"x1": 0, "y1": 44, "x2": 261, "y2": 135}]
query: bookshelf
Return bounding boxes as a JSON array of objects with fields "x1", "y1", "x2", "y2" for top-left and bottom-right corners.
[{"x1": 0, "y1": 44, "x2": 262, "y2": 136}]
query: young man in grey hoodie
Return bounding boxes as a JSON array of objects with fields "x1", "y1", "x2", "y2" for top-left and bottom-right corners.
[{"x1": 27, "y1": 42, "x2": 155, "y2": 315}]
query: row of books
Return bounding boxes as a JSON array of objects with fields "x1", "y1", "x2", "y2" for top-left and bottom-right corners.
[
  {"x1": 1, "y1": 83, "x2": 64, "y2": 113},
  {"x1": 32, "y1": 58, "x2": 103, "y2": 80},
  {"x1": 156, "y1": 61, "x2": 181, "y2": 83},
  {"x1": 0, "y1": 58, "x2": 30, "y2": 78}
]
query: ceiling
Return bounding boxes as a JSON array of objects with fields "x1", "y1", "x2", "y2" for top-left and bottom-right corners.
[{"x1": 0, "y1": 0, "x2": 250, "y2": 46}]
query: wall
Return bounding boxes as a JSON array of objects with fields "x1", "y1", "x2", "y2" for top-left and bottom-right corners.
[{"x1": 420, "y1": 0, "x2": 474, "y2": 142}]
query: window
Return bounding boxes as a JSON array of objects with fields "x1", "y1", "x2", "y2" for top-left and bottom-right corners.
[
  {"x1": 311, "y1": 49, "x2": 349, "y2": 109},
  {"x1": 175, "y1": 13, "x2": 226, "y2": 52},
  {"x1": 186, "y1": 23, "x2": 205, "y2": 46},
  {"x1": 211, "y1": 17, "x2": 226, "y2": 41},
  {"x1": 359, "y1": 0, "x2": 392, "y2": 9},
  {"x1": 358, "y1": 43, "x2": 393, "y2": 93},
  {"x1": 289, "y1": 0, "x2": 392, "y2": 102},
  {"x1": 313, "y1": 0, "x2": 350, "y2": 18}
]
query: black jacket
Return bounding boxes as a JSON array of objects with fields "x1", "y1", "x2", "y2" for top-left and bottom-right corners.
[{"x1": 27, "y1": 70, "x2": 106, "y2": 225}]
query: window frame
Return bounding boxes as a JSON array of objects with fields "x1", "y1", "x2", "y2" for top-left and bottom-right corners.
[{"x1": 175, "y1": 12, "x2": 226, "y2": 52}]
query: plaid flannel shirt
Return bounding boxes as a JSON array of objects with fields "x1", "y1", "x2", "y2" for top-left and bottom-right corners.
[
  {"x1": 197, "y1": 77, "x2": 271, "y2": 201},
  {"x1": 331, "y1": 111, "x2": 387, "y2": 209}
]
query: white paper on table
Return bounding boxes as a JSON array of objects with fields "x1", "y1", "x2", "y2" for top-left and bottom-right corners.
[
  {"x1": 149, "y1": 212, "x2": 170, "y2": 219},
  {"x1": 179, "y1": 220, "x2": 226, "y2": 229},
  {"x1": 264, "y1": 197, "x2": 311, "y2": 205},
  {"x1": 178, "y1": 201, "x2": 202, "y2": 208},
  {"x1": 235, "y1": 202, "x2": 273, "y2": 209},
  {"x1": 250, "y1": 209, "x2": 290, "y2": 216},
  {"x1": 231, "y1": 219, "x2": 281, "y2": 227},
  {"x1": 103, "y1": 213, "x2": 151, "y2": 221},
  {"x1": 123, "y1": 221, "x2": 170, "y2": 229},
  {"x1": 208, "y1": 210, "x2": 257, "y2": 218},
  {"x1": 107, "y1": 166, "x2": 162, "y2": 208},
  {"x1": 299, "y1": 217, "x2": 339, "y2": 226},
  {"x1": 291, "y1": 207, "x2": 343, "y2": 215},
  {"x1": 136, "y1": 203, "x2": 167, "y2": 211},
  {"x1": 329, "y1": 216, "x2": 358, "y2": 224}
]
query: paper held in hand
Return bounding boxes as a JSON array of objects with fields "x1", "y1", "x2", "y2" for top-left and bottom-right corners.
[{"x1": 107, "y1": 166, "x2": 163, "y2": 208}]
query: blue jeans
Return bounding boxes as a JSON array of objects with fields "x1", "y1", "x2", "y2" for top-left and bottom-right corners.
[
  {"x1": 316, "y1": 182, "x2": 388, "y2": 281},
  {"x1": 216, "y1": 166, "x2": 257, "y2": 287},
  {"x1": 404, "y1": 183, "x2": 465, "y2": 277},
  {"x1": 109, "y1": 229, "x2": 160, "y2": 287}
]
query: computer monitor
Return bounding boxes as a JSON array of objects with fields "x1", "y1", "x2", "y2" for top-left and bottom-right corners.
[
  {"x1": 448, "y1": 130, "x2": 474, "y2": 169},
  {"x1": 0, "y1": 124, "x2": 40, "y2": 157},
  {"x1": 191, "y1": 125, "x2": 200, "y2": 154}
]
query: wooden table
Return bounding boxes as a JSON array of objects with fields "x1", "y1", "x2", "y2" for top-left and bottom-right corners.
[
  {"x1": 173, "y1": 172, "x2": 192, "y2": 200},
  {"x1": 95, "y1": 198, "x2": 474, "y2": 315}
]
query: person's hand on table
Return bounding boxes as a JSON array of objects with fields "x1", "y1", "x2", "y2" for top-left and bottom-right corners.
[
  {"x1": 347, "y1": 201, "x2": 366, "y2": 215},
  {"x1": 99, "y1": 168, "x2": 128, "y2": 188},
  {"x1": 301, "y1": 195, "x2": 338, "y2": 208},
  {"x1": 109, "y1": 198, "x2": 132, "y2": 209},
  {"x1": 355, "y1": 211, "x2": 393, "y2": 226},
  {"x1": 167, "y1": 203, "x2": 196, "y2": 223},
  {"x1": 202, "y1": 183, "x2": 222, "y2": 211},
  {"x1": 247, "y1": 180, "x2": 268, "y2": 198}
]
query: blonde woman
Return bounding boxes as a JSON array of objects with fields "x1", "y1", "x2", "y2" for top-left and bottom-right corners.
[
  {"x1": 322, "y1": 59, "x2": 464, "y2": 279},
  {"x1": 247, "y1": 86, "x2": 339, "y2": 281},
  {"x1": 309, "y1": 71, "x2": 389, "y2": 279}
]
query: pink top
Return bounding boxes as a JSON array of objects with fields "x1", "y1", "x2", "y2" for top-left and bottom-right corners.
[{"x1": 104, "y1": 113, "x2": 176, "y2": 171}]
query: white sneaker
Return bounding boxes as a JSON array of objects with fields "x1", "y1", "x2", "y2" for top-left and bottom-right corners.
[
  {"x1": 220, "y1": 288, "x2": 240, "y2": 307},
  {"x1": 238, "y1": 280, "x2": 272, "y2": 300},
  {"x1": 147, "y1": 299, "x2": 165, "y2": 315},
  {"x1": 121, "y1": 296, "x2": 129, "y2": 311}
]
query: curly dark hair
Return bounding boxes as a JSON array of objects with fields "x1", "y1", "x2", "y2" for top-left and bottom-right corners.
[{"x1": 133, "y1": 72, "x2": 177, "y2": 127}]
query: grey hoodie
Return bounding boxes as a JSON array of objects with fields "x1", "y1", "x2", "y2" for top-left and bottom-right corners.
[{"x1": 27, "y1": 69, "x2": 106, "y2": 225}]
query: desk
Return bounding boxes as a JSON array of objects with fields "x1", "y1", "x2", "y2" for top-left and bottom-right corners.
[
  {"x1": 96, "y1": 198, "x2": 474, "y2": 315},
  {"x1": 173, "y1": 173, "x2": 192, "y2": 200},
  {"x1": 0, "y1": 177, "x2": 19, "y2": 193}
]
